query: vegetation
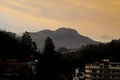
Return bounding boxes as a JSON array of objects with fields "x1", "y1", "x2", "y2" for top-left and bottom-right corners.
[
  {"x1": 81, "y1": 40, "x2": 120, "y2": 62},
  {"x1": 0, "y1": 30, "x2": 120, "y2": 80},
  {"x1": 0, "y1": 30, "x2": 38, "y2": 61}
]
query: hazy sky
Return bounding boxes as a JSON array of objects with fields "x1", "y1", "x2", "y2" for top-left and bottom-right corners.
[{"x1": 0, "y1": 0, "x2": 120, "y2": 42}]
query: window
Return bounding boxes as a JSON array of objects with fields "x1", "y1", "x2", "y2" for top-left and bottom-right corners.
[
  {"x1": 92, "y1": 70, "x2": 97, "y2": 73},
  {"x1": 100, "y1": 65, "x2": 103, "y2": 68},
  {"x1": 98, "y1": 74, "x2": 102, "y2": 78},
  {"x1": 100, "y1": 70, "x2": 103, "y2": 73},
  {"x1": 104, "y1": 65, "x2": 109, "y2": 68},
  {"x1": 111, "y1": 64, "x2": 117, "y2": 67},
  {"x1": 112, "y1": 70, "x2": 116, "y2": 73},
  {"x1": 92, "y1": 74, "x2": 97, "y2": 78}
]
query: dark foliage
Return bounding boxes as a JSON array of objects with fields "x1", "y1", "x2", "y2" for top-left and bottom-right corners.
[
  {"x1": 0, "y1": 30, "x2": 38, "y2": 61},
  {"x1": 80, "y1": 39, "x2": 120, "y2": 63},
  {"x1": 36, "y1": 37, "x2": 65, "y2": 80}
]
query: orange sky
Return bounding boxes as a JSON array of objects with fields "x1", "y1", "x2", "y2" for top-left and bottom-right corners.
[{"x1": 0, "y1": 0, "x2": 120, "y2": 42}]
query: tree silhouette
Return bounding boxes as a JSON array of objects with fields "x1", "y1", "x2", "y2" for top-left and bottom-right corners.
[
  {"x1": 21, "y1": 31, "x2": 38, "y2": 52},
  {"x1": 32, "y1": 41, "x2": 38, "y2": 51},
  {"x1": 21, "y1": 31, "x2": 32, "y2": 48},
  {"x1": 43, "y1": 37, "x2": 55, "y2": 56},
  {"x1": 37, "y1": 37, "x2": 58, "y2": 80}
]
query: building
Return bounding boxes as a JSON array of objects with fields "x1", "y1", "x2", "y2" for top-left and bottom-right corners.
[
  {"x1": 85, "y1": 59, "x2": 120, "y2": 80},
  {"x1": 0, "y1": 59, "x2": 37, "y2": 75},
  {"x1": 0, "y1": 59, "x2": 26, "y2": 74}
]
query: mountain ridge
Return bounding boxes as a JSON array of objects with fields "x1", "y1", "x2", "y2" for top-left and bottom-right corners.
[{"x1": 30, "y1": 28, "x2": 98, "y2": 50}]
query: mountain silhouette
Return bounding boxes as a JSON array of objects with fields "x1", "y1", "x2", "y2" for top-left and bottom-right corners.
[{"x1": 30, "y1": 28, "x2": 98, "y2": 50}]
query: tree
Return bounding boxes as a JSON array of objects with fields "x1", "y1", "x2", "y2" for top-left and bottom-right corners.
[
  {"x1": 36, "y1": 37, "x2": 56, "y2": 80},
  {"x1": 21, "y1": 31, "x2": 32, "y2": 47},
  {"x1": 21, "y1": 31, "x2": 39, "y2": 61},
  {"x1": 21, "y1": 31, "x2": 38, "y2": 51},
  {"x1": 32, "y1": 41, "x2": 38, "y2": 51},
  {"x1": 43, "y1": 37, "x2": 55, "y2": 56}
]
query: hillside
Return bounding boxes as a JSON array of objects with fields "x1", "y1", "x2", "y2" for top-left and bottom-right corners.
[{"x1": 30, "y1": 28, "x2": 98, "y2": 50}]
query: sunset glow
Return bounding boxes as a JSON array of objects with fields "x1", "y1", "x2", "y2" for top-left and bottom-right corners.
[{"x1": 0, "y1": 0, "x2": 120, "y2": 42}]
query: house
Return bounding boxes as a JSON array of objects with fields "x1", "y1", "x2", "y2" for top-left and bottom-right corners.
[{"x1": 85, "y1": 59, "x2": 120, "y2": 80}]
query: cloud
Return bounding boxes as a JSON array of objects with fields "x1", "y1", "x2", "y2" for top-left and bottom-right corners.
[
  {"x1": 0, "y1": 0, "x2": 120, "y2": 41},
  {"x1": 101, "y1": 35, "x2": 113, "y2": 41},
  {"x1": 1, "y1": 0, "x2": 120, "y2": 26},
  {"x1": 1, "y1": 0, "x2": 120, "y2": 22}
]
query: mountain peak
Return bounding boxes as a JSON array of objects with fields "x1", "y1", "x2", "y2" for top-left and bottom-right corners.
[
  {"x1": 56, "y1": 27, "x2": 74, "y2": 31},
  {"x1": 56, "y1": 28, "x2": 77, "y2": 33}
]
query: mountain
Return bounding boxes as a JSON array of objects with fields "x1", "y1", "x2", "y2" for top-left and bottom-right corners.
[{"x1": 30, "y1": 28, "x2": 98, "y2": 50}]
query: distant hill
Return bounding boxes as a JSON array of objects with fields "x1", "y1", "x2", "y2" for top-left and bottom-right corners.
[{"x1": 30, "y1": 28, "x2": 98, "y2": 50}]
